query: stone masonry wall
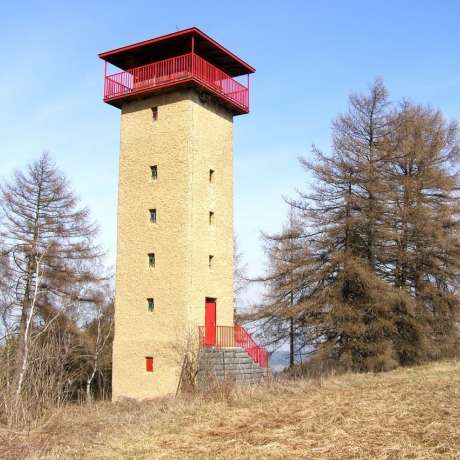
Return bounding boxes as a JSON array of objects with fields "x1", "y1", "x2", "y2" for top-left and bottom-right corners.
[{"x1": 112, "y1": 89, "x2": 234, "y2": 400}]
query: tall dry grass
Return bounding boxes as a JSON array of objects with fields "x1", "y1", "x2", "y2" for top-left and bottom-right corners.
[
  {"x1": 0, "y1": 334, "x2": 76, "y2": 429},
  {"x1": 1, "y1": 359, "x2": 459, "y2": 459}
]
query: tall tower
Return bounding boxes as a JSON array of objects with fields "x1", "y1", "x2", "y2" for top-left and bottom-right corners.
[{"x1": 99, "y1": 28, "x2": 255, "y2": 399}]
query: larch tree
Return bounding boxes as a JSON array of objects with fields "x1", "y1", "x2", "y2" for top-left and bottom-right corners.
[
  {"x1": 384, "y1": 102, "x2": 460, "y2": 359},
  {"x1": 0, "y1": 153, "x2": 104, "y2": 415},
  {"x1": 331, "y1": 78, "x2": 391, "y2": 271},
  {"x1": 282, "y1": 80, "x2": 397, "y2": 372},
  {"x1": 257, "y1": 80, "x2": 460, "y2": 372},
  {"x1": 251, "y1": 209, "x2": 313, "y2": 366},
  {"x1": 246, "y1": 80, "x2": 396, "y2": 372}
]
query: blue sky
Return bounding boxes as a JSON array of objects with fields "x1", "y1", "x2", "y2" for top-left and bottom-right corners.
[{"x1": 1, "y1": 1, "x2": 460, "y2": 296}]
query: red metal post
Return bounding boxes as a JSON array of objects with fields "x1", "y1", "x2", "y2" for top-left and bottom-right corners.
[
  {"x1": 247, "y1": 74, "x2": 250, "y2": 111},
  {"x1": 103, "y1": 60, "x2": 108, "y2": 99},
  {"x1": 191, "y1": 36, "x2": 195, "y2": 75}
]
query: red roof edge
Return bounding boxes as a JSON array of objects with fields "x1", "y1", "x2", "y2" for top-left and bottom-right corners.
[{"x1": 98, "y1": 27, "x2": 255, "y2": 74}]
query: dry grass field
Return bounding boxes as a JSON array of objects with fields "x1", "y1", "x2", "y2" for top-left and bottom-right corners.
[{"x1": 1, "y1": 360, "x2": 459, "y2": 459}]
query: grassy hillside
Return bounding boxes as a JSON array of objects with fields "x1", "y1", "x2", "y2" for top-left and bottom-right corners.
[{"x1": 2, "y1": 360, "x2": 459, "y2": 459}]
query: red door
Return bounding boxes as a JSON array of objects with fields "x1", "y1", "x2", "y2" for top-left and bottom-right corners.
[{"x1": 205, "y1": 299, "x2": 216, "y2": 347}]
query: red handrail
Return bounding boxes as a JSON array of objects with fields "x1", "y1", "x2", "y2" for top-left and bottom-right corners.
[
  {"x1": 198, "y1": 325, "x2": 268, "y2": 368},
  {"x1": 191, "y1": 54, "x2": 249, "y2": 110},
  {"x1": 103, "y1": 52, "x2": 249, "y2": 112}
]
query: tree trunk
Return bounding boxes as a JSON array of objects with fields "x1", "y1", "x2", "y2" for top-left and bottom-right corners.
[{"x1": 289, "y1": 291, "x2": 294, "y2": 367}]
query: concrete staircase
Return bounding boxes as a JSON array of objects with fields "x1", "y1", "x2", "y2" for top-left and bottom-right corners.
[{"x1": 198, "y1": 347, "x2": 269, "y2": 385}]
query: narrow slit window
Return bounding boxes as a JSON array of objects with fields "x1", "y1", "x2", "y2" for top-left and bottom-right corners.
[
  {"x1": 149, "y1": 209, "x2": 157, "y2": 223},
  {"x1": 209, "y1": 169, "x2": 214, "y2": 183},
  {"x1": 151, "y1": 107, "x2": 158, "y2": 122},
  {"x1": 209, "y1": 255, "x2": 214, "y2": 269},
  {"x1": 146, "y1": 357, "x2": 154, "y2": 373},
  {"x1": 148, "y1": 253, "x2": 155, "y2": 268},
  {"x1": 150, "y1": 165, "x2": 158, "y2": 180},
  {"x1": 209, "y1": 211, "x2": 214, "y2": 225},
  {"x1": 147, "y1": 298, "x2": 155, "y2": 312}
]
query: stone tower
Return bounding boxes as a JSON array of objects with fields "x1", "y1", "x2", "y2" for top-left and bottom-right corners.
[{"x1": 99, "y1": 28, "x2": 255, "y2": 399}]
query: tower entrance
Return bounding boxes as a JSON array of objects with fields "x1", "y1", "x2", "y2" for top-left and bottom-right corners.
[{"x1": 205, "y1": 298, "x2": 217, "y2": 346}]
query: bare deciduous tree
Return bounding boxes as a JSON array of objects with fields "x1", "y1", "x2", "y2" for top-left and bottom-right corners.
[
  {"x1": 0, "y1": 153, "x2": 105, "y2": 425},
  {"x1": 233, "y1": 235, "x2": 248, "y2": 313},
  {"x1": 83, "y1": 292, "x2": 114, "y2": 402}
]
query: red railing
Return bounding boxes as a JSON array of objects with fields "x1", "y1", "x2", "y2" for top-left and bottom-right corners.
[
  {"x1": 104, "y1": 53, "x2": 249, "y2": 112},
  {"x1": 198, "y1": 325, "x2": 268, "y2": 368}
]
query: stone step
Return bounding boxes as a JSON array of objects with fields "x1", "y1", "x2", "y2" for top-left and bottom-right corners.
[
  {"x1": 201, "y1": 363, "x2": 263, "y2": 370},
  {"x1": 199, "y1": 371, "x2": 266, "y2": 382},
  {"x1": 201, "y1": 360, "x2": 266, "y2": 368},
  {"x1": 197, "y1": 346, "x2": 270, "y2": 386},
  {"x1": 201, "y1": 347, "x2": 245, "y2": 352},
  {"x1": 208, "y1": 364, "x2": 265, "y2": 372},
  {"x1": 211, "y1": 357, "x2": 261, "y2": 363},
  {"x1": 202, "y1": 367, "x2": 268, "y2": 376},
  {"x1": 201, "y1": 375, "x2": 267, "y2": 385},
  {"x1": 201, "y1": 348, "x2": 248, "y2": 356},
  {"x1": 202, "y1": 357, "x2": 254, "y2": 365},
  {"x1": 201, "y1": 348, "x2": 242, "y2": 352},
  {"x1": 209, "y1": 372, "x2": 263, "y2": 378},
  {"x1": 201, "y1": 354, "x2": 251, "y2": 362},
  {"x1": 201, "y1": 350, "x2": 263, "y2": 360}
]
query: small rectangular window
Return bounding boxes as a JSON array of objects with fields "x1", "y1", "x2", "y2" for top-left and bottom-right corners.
[
  {"x1": 149, "y1": 209, "x2": 157, "y2": 223},
  {"x1": 209, "y1": 255, "x2": 214, "y2": 269},
  {"x1": 209, "y1": 211, "x2": 214, "y2": 225},
  {"x1": 147, "y1": 298, "x2": 155, "y2": 312},
  {"x1": 146, "y1": 357, "x2": 154, "y2": 372},
  {"x1": 148, "y1": 253, "x2": 155, "y2": 268},
  {"x1": 209, "y1": 169, "x2": 214, "y2": 183},
  {"x1": 151, "y1": 165, "x2": 158, "y2": 180},
  {"x1": 151, "y1": 107, "x2": 158, "y2": 121}
]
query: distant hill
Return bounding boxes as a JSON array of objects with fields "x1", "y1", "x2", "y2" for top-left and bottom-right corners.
[
  {"x1": 269, "y1": 349, "x2": 311, "y2": 372},
  {"x1": 269, "y1": 350, "x2": 290, "y2": 371}
]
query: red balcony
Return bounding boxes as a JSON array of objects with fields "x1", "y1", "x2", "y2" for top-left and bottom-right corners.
[
  {"x1": 198, "y1": 325, "x2": 268, "y2": 368},
  {"x1": 103, "y1": 52, "x2": 250, "y2": 114}
]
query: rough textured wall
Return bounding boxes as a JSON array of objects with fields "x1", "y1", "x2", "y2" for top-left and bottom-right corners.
[
  {"x1": 187, "y1": 92, "x2": 234, "y2": 329},
  {"x1": 112, "y1": 89, "x2": 234, "y2": 400}
]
